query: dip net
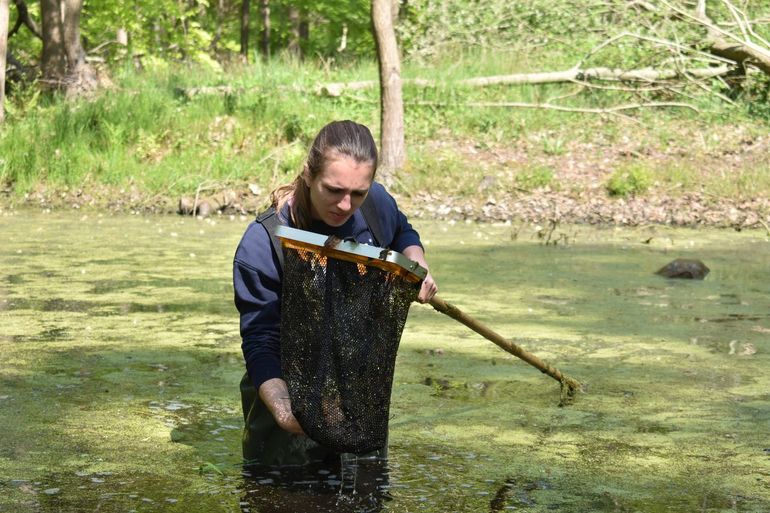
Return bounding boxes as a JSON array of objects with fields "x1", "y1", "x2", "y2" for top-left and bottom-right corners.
[{"x1": 278, "y1": 227, "x2": 424, "y2": 455}]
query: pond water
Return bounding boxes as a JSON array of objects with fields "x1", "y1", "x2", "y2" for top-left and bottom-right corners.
[{"x1": 1, "y1": 210, "x2": 769, "y2": 512}]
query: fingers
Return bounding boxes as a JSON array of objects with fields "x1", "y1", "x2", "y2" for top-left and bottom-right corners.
[{"x1": 417, "y1": 273, "x2": 438, "y2": 304}]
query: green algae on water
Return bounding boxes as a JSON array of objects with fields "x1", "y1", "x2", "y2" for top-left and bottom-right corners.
[{"x1": 1, "y1": 211, "x2": 770, "y2": 512}]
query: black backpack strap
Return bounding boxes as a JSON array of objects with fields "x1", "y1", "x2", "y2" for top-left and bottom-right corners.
[
  {"x1": 256, "y1": 206, "x2": 284, "y2": 271},
  {"x1": 360, "y1": 195, "x2": 385, "y2": 247}
]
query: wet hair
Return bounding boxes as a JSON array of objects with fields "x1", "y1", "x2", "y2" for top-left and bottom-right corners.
[{"x1": 271, "y1": 120, "x2": 378, "y2": 229}]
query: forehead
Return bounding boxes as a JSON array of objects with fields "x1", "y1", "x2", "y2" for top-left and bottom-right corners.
[{"x1": 317, "y1": 155, "x2": 374, "y2": 189}]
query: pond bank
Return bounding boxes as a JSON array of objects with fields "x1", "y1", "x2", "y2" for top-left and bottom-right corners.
[{"x1": 3, "y1": 184, "x2": 770, "y2": 231}]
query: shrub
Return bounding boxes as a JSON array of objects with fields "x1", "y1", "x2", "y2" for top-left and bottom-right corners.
[{"x1": 606, "y1": 165, "x2": 652, "y2": 197}]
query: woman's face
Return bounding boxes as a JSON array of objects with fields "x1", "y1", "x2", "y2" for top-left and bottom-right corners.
[{"x1": 303, "y1": 153, "x2": 375, "y2": 227}]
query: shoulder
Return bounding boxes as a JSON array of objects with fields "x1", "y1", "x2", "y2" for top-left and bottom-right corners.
[
  {"x1": 366, "y1": 181, "x2": 399, "y2": 215},
  {"x1": 234, "y1": 220, "x2": 275, "y2": 270},
  {"x1": 368, "y1": 181, "x2": 390, "y2": 200}
]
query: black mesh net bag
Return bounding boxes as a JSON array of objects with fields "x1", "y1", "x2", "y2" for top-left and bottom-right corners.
[{"x1": 277, "y1": 226, "x2": 425, "y2": 455}]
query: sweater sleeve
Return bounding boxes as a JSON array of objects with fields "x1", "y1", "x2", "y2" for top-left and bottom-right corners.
[
  {"x1": 233, "y1": 222, "x2": 283, "y2": 390},
  {"x1": 369, "y1": 182, "x2": 423, "y2": 252}
]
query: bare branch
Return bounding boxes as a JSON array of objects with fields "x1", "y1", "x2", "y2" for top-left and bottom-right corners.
[
  {"x1": 316, "y1": 65, "x2": 731, "y2": 97},
  {"x1": 407, "y1": 99, "x2": 700, "y2": 114},
  {"x1": 662, "y1": 0, "x2": 770, "y2": 60},
  {"x1": 9, "y1": 0, "x2": 42, "y2": 39},
  {"x1": 724, "y1": 0, "x2": 770, "y2": 48},
  {"x1": 723, "y1": 0, "x2": 750, "y2": 41}
]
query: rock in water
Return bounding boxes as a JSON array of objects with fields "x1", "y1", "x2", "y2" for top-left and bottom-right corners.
[{"x1": 655, "y1": 258, "x2": 710, "y2": 279}]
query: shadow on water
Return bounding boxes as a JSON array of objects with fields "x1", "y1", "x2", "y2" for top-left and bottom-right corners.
[
  {"x1": 165, "y1": 402, "x2": 393, "y2": 512},
  {"x1": 2, "y1": 296, "x2": 233, "y2": 317}
]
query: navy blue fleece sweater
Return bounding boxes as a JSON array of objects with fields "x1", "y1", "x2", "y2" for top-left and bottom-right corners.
[{"x1": 233, "y1": 182, "x2": 423, "y2": 390}]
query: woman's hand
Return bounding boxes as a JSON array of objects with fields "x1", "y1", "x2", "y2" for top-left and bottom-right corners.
[
  {"x1": 402, "y1": 245, "x2": 438, "y2": 303},
  {"x1": 418, "y1": 271, "x2": 438, "y2": 303},
  {"x1": 258, "y1": 378, "x2": 306, "y2": 436}
]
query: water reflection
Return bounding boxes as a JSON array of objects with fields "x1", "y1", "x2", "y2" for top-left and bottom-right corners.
[{"x1": 239, "y1": 456, "x2": 391, "y2": 513}]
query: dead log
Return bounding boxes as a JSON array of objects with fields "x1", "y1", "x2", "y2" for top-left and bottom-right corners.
[
  {"x1": 175, "y1": 85, "x2": 243, "y2": 99},
  {"x1": 315, "y1": 65, "x2": 732, "y2": 97},
  {"x1": 407, "y1": 100, "x2": 699, "y2": 114}
]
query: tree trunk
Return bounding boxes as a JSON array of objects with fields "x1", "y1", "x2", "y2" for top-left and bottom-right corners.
[
  {"x1": 240, "y1": 0, "x2": 250, "y2": 60},
  {"x1": 0, "y1": 0, "x2": 8, "y2": 123},
  {"x1": 287, "y1": 6, "x2": 300, "y2": 58},
  {"x1": 371, "y1": 0, "x2": 405, "y2": 183},
  {"x1": 212, "y1": 0, "x2": 224, "y2": 53},
  {"x1": 299, "y1": 19, "x2": 308, "y2": 44},
  {"x1": 390, "y1": 0, "x2": 399, "y2": 21},
  {"x1": 40, "y1": 0, "x2": 67, "y2": 88},
  {"x1": 260, "y1": 0, "x2": 269, "y2": 58},
  {"x1": 61, "y1": 0, "x2": 96, "y2": 96},
  {"x1": 40, "y1": 0, "x2": 96, "y2": 96}
]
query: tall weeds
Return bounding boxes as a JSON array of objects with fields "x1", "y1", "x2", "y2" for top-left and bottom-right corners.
[{"x1": 0, "y1": 53, "x2": 764, "y2": 198}]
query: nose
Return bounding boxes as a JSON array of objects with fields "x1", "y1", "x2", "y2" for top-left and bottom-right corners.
[{"x1": 338, "y1": 194, "x2": 352, "y2": 212}]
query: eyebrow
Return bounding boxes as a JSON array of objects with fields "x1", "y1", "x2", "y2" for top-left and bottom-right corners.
[{"x1": 325, "y1": 184, "x2": 370, "y2": 195}]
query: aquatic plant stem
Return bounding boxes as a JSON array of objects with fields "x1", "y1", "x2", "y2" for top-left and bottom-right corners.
[{"x1": 428, "y1": 295, "x2": 583, "y2": 405}]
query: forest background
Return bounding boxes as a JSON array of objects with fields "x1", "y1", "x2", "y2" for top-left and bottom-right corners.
[{"x1": 1, "y1": 0, "x2": 770, "y2": 229}]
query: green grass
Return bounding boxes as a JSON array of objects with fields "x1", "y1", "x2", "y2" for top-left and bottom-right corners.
[
  {"x1": 516, "y1": 165, "x2": 556, "y2": 191},
  {"x1": 1, "y1": 52, "x2": 769, "y2": 203}
]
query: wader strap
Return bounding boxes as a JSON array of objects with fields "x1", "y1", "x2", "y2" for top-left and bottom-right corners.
[
  {"x1": 256, "y1": 207, "x2": 284, "y2": 270},
  {"x1": 359, "y1": 196, "x2": 383, "y2": 247}
]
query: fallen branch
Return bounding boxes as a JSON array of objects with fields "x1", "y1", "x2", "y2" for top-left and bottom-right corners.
[
  {"x1": 663, "y1": 0, "x2": 770, "y2": 75},
  {"x1": 316, "y1": 65, "x2": 732, "y2": 96},
  {"x1": 407, "y1": 100, "x2": 700, "y2": 114},
  {"x1": 346, "y1": 92, "x2": 698, "y2": 115},
  {"x1": 174, "y1": 84, "x2": 299, "y2": 99},
  {"x1": 758, "y1": 218, "x2": 770, "y2": 237},
  {"x1": 176, "y1": 85, "x2": 246, "y2": 98}
]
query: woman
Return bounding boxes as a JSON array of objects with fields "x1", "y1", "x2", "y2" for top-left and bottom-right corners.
[{"x1": 233, "y1": 120, "x2": 437, "y2": 465}]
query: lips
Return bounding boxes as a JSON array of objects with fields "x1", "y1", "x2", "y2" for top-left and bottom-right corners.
[{"x1": 328, "y1": 212, "x2": 348, "y2": 224}]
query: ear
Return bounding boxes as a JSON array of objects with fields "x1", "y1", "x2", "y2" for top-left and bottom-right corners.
[{"x1": 301, "y1": 164, "x2": 312, "y2": 188}]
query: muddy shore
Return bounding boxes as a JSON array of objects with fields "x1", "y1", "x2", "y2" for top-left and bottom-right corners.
[
  {"x1": 3, "y1": 184, "x2": 770, "y2": 232},
  {"x1": 4, "y1": 130, "x2": 770, "y2": 230}
]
